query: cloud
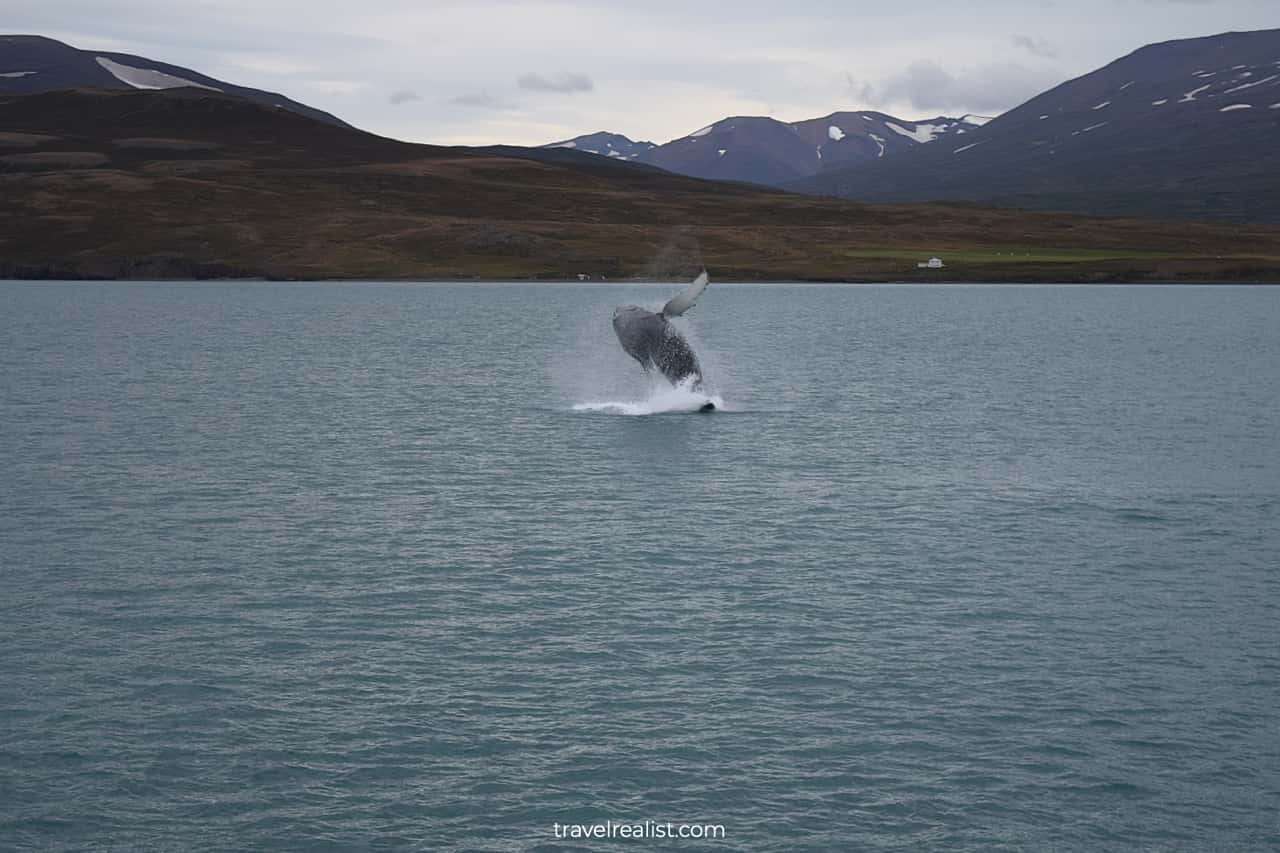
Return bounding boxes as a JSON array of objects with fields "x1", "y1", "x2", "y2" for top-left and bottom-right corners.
[
  {"x1": 9, "y1": 0, "x2": 1276, "y2": 147},
  {"x1": 859, "y1": 59, "x2": 1063, "y2": 115},
  {"x1": 516, "y1": 71, "x2": 594, "y2": 94},
  {"x1": 450, "y1": 91, "x2": 519, "y2": 111},
  {"x1": 1010, "y1": 34, "x2": 1058, "y2": 59},
  {"x1": 389, "y1": 89, "x2": 421, "y2": 105},
  {"x1": 297, "y1": 79, "x2": 369, "y2": 96}
]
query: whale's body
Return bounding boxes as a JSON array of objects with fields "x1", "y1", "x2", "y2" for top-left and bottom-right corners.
[{"x1": 612, "y1": 272, "x2": 709, "y2": 388}]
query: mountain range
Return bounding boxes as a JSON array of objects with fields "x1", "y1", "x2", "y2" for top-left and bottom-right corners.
[
  {"x1": 543, "y1": 131, "x2": 657, "y2": 161},
  {"x1": 546, "y1": 112, "x2": 991, "y2": 187},
  {"x1": 796, "y1": 28, "x2": 1280, "y2": 222},
  {"x1": 1, "y1": 30, "x2": 1279, "y2": 281},
  {"x1": 544, "y1": 29, "x2": 1280, "y2": 222},
  {"x1": 0, "y1": 34, "x2": 348, "y2": 127},
  {"x1": 3, "y1": 85, "x2": 1274, "y2": 282}
]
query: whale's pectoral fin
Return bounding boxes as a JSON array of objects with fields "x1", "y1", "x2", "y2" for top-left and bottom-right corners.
[{"x1": 661, "y1": 270, "x2": 709, "y2": 318}]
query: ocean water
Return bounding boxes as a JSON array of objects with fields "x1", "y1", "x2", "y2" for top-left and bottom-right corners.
[{"x1": 1, "y1": 281, "x2": 1278, "y2": 851}]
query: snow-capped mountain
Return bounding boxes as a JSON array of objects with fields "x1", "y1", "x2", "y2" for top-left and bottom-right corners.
[
  {"x1": 0, "y1": 35, "x2": 349, "y2": 127},
  {"x1": 543, "y1": 131, "x2": 656, "y2": 160},
  {"x1": 797, "y1": 28, "x2": 1280, "y2": 221},
  {"x1": 543, "y1": 112, "x2": 991, "y2": 187}
]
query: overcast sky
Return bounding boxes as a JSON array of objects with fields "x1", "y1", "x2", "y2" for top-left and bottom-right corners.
[{"x1": 9, "y1": 0, "x2": 1277, "y2": 145}]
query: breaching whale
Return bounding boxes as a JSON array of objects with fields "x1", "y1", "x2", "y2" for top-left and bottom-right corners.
[{"x1": 612, "y1": 271, "x2": 712, "y2": 406}]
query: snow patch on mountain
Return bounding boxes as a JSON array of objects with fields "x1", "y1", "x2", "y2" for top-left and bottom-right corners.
[
  {"x1": 954, "y1": 141, "x2": 982, "y2": 154},
  {"x1": 1152, "y1": 99, "x2": 1168, "y2": 105},
  {"x1": 1219, "y1": 103, "x2": 1253, "y2": 112},
  {"x1": 827, "y1": 125, "x2": 845, "y2": 141},
  {"x1": 95, "y1": 56, "x2": 221, "y2": 92},
  {"x1": 869, "y1": 134, "x2": 885, "y2": 157},
  {"x1": 0, "y1": 71, "x2": 36, "y2": 78},
  {"x1": 1224, "y1": 74, "x2": 1277, "y2": 93},
  {"x1": 1179, "y1": 84, "x2": 1211, "y2": 102},
  {"x1": 689, "y1": 124, "x2": 714, "y2": 138},
  {"x1": 1092, "y1": 101, "x2": 1110, "y2": 110},
  {"x1": 885, "y1": 121, "x2": 943, "y2": 143}
]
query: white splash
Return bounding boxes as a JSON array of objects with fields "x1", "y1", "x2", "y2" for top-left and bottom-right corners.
[{"x1": 573, "y1": 377, "x2": 723, "y2": 416}]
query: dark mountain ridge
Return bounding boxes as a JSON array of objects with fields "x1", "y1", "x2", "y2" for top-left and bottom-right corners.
[
  {"x1": 543, "y1": 112, "x2": 990, "y2": 187},
  {"x1": 0, "y1": 34, "x2": 349, "y2": 127},
  {"x1": 542, "y1": 131, "x2": 656, "y2": 161},
  {"x1": 795, "y1": 29, "x2": 1280, "y2": 222}
]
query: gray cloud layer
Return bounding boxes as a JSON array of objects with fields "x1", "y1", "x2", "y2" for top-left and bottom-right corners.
[
  {"x1": 1011, "y1": 34, "x2": 1059, "y2": 59},
  {"x1": 451, "y1": 91, "x2": 519, "y2": 111},
  {"x1": 5, "y1": 0, "x2": 1276, "y2": 145},
  {"x1": 857, "y1": 59, "x2": 1064, "y2": 115},
  {"x1": 516, "y1": 72, "x2": 594, "y2": 94}
]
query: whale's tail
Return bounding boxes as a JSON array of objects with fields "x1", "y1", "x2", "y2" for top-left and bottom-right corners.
[{"x1": 662, "y1": 270, "x2": 710, "y2": 318}]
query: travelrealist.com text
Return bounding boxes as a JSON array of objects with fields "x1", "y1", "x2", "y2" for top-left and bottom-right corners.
[{"x1": 553, "y1": 820, "x2": 726, "y2": 840}]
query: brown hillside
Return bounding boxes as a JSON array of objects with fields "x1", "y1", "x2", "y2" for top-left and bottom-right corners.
[{"x1": 1, "y1": 88, "x2": 1278, "y2": 281}]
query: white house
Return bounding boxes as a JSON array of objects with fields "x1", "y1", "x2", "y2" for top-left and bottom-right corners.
[{"x1": 916, "y1": 257, "x2": 945, "y2": 269}]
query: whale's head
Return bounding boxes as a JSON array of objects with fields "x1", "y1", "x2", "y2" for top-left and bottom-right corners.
[
  {"x1": 612, "y1": 304, "x2": 660, "y2": 330},
  {"x1": 612, "y1": 304, "x2": 650, "y2": 321}
]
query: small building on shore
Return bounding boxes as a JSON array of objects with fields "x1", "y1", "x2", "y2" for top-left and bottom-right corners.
[{"x1": 917, "y1": 257, "x2": 945, "y2": 269}]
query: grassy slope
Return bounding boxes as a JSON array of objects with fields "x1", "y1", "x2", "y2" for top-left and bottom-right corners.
[{"x1": 1, "y1": 89, "x2": 1279, "y2": 282}]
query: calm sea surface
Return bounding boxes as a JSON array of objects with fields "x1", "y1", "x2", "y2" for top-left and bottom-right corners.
[{"x1": 2, "y1": 281, "x2": 1278, "y2": 851}]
